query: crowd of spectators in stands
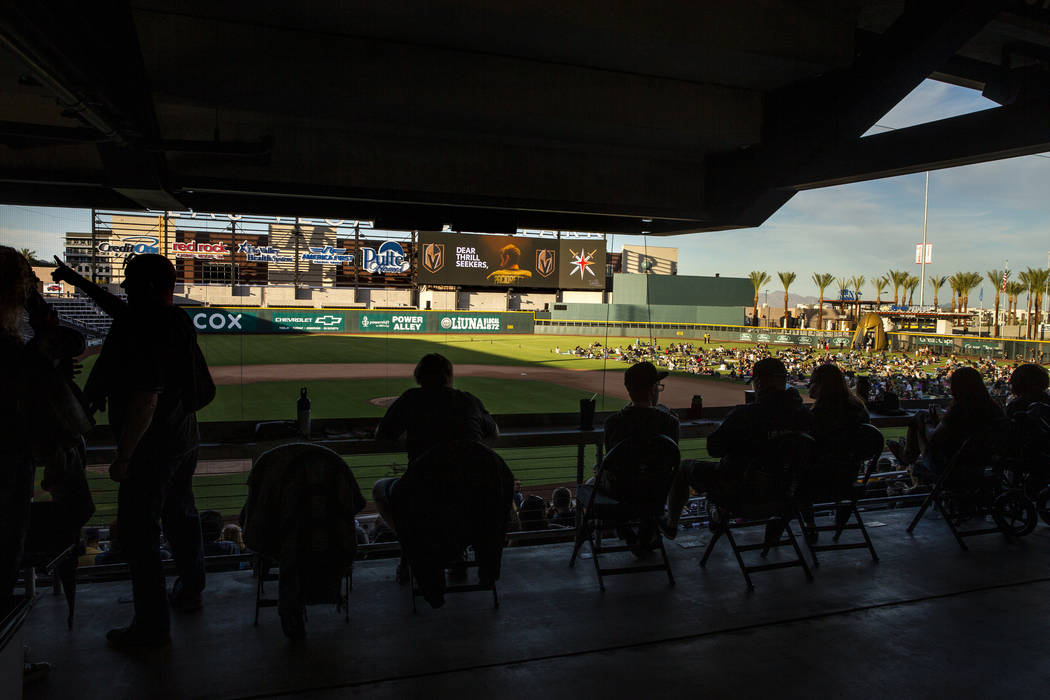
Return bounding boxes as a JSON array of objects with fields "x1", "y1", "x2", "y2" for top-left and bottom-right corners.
[{"x1": 556, "y1": 339, "x2": 1031, "y2": 403}]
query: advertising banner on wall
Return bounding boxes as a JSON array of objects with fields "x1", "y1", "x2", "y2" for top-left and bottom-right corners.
[
  {"x1": 416, "y1": 232, "x2": 605, "y2": 290},
  {"x1": 358, "y1": 312, "x2": 426, "y2": 333},
  {"x1": 189, "y1": 308, "x2": 261, "y2": 333},
  {"x1": 185, "y1": 307, "x2": 533, "y2": 334},
  {"x1": 270, "y1": 311, "x2": 346, "y2": 332}
]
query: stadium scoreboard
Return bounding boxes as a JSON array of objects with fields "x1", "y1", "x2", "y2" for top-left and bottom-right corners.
[{"x1": 417, "y1": 232, "x2": 606, "y2": 290}]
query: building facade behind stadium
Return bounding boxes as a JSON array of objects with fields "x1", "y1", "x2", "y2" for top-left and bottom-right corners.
[{"x1": 56, "y1": 210, "x2": 751, "y2": 326}]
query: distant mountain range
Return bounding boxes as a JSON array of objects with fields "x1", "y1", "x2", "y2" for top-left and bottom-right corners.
[{"x1": 757, "y1": 292, "x2": 946, "y2": 310}]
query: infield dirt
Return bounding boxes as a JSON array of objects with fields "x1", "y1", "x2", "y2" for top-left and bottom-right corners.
[{"x1": 209, "y1": 362, "x2": 748, "y2": 407}]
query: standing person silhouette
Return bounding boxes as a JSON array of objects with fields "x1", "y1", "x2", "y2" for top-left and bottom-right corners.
[
  {"x1": 0, "y1": 248, "x2": 37, "y2": 617},
  {"x1": 55, "y1": 254, "x2": 213, "y2": 650}
]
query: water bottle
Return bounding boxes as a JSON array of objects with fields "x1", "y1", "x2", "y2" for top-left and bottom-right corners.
[{"x1": 297, "y1": 387, "x2": 311, "y2": 438}]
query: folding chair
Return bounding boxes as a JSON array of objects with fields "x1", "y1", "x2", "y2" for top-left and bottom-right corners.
[
  {"x1": 569, "y1": 434, "x2": 679, "y2": 591},
  {"x1": 799, "y1": 423, "x2": 884, "y2": 567},
  {"x1": 408, "y1": 550, "x2": 499, "y2": 612},
  {"x1": 244, "y1": 443, "x2": 364, "y2": 636},
  {"x1": 906, "y1": 421, "x2": 1036, "y2": 550},
  {"x1": 253, "y1": 554, "x2": 352, "y2": 626},
  {"x1": 700, "y1": 431, "x2": 814, "y2": 590},
  {"x1": 395, "y1": 441, "x2": 513, "y2": 611}
]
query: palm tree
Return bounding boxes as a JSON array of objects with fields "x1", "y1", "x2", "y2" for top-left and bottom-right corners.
[
  {"x1": 811, "y1": 272, "x2": 834, "y2": 331},
  {"x1": 850, "y1": 275, "x2": 865, "y2": 322},
  {"x1": 1010, "y1": 280, "x2": 1027, "y2": 324},
  {"x1": 905, "y1": 275, "x2": 919, "y2": 307},
  {"x1": 929, "y1": 275, "x2": 948, "y2": 311},
  {"x1": 948, "y1": 273, "x2": 965, "y2": 314},
  {"x1": 958, "y1": 272, "x2": 981, "y2": 332},
  {"x1": 778, "y1": 271, "x2": 797, "y2": 328},
  {"x1": 888, "y1": 269, "x2": 909, "y2": 306},
  {"x1": 1020, "y1": 269, "x2": 1036, "y2": 338},
  {"x1": 1027, "y1": 268, "x2": 1050, "y2": 339},
  {"x1": 986, "y1": 269, "x2": 1008, "y2": 337},
  {"x1": 748, "y1": 271, "x2": 771, "y2": 326},
  {"x1": 18, "y1": 248, "x2": 36, "y2": 262},
  {"x1": 1004, "y1": 280, "x2": 1021, "y2": 322},
  {"x1": 871, "y1": 276, "x2": 888, "y2": 309},
  {"x1": 836, "y1": 276, "x2": 849, "y2": 318}
]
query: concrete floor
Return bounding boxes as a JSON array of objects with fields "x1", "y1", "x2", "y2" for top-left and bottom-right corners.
[{"x1": 20, "y1": 508, "x2": 1050, "y2": 699}]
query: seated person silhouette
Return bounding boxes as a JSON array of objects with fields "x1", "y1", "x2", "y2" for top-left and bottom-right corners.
[
  {"x1": 661, "y1": 357, "x2": 812, "y2": 536},
  {"x1": 599, "y1": 361, "x2": 680, "y2": 550},
  {"x1": 373, "y1": 354, "x2": 498, "y2": 579},
  {"x1": 1005, "y1": 363, "x2": 1050, "y2": 418},
  {"x1": 200, "y1": 510, "x2": 239, "y2": 557},
  {"x1": 887, "y1": 367, "x2": 1004, "y2": 487}
]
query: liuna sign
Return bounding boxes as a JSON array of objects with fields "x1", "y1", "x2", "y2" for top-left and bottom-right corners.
[{"x1": 439, "y1": 315, "x2": 501, "y2": 332}]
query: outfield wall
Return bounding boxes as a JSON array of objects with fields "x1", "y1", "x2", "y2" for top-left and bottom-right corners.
[{"x1": 187, "y1": 307, "x2": 535, "y2": 334}]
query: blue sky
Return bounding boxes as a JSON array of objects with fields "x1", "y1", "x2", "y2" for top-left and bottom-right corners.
[{"x1": 2, "y1": 80, "x2": 1047, "y2": 298}]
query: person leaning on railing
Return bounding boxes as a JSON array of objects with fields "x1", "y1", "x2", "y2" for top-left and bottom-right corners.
[{"x1": 660, "y1": 357, "x2": 813, "y2": 538}]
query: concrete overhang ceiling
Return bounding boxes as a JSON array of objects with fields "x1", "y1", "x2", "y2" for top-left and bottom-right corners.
[{"x1": 1, "y1": 0, "x2": 1048, "y2": 235}]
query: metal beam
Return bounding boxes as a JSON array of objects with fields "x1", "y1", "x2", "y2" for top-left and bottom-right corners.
[
  {"x1": 708, "y1": 0, "x2": 1006, "y2": 228},
  {"x1": 781, "y1": 99, "x2": 1050, "y2": 191}
]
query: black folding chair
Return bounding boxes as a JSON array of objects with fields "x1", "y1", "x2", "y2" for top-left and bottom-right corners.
[
  {"x1": 700, "y1": 431, "x2": 815, "y2": 590},
  {"x1": 906, "y1": 422, "x2": 1036, "y2": 550},
  {"x1": 799, "y1": 423, "x2": 884, "y2": 567},
  {"x1": 254, "y1": 555, "x2": 351, "y2": 626},
  {"x1": 245, "y1": 443, "x2": 364, "y2": 636},
  {"x1": 395, "y1": 441, "x2": 513, "y2": 611},
  {"x1": 569, "y1": 434, "x2": 679, "y2": 591}
]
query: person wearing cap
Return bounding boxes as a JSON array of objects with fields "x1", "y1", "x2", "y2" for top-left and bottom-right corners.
[
  {"x1": 54, "y1": 254, "x2": 210, "y2": 650},
  {"x1": 660, "y1": 356, "x2": 812, "y2": 537},
  {"x1": 597, "y1": 361, "x2": 680, "y2": 552},
  {"x1": 603, "y1": 361, "x2": 680, "y2": 452}
]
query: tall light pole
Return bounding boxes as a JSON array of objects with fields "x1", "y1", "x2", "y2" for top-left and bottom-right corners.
[{"x1": 919, "y1": 171, "x2": 929, "y2": 308}]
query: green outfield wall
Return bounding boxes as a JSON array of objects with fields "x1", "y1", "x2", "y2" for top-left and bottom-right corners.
[
  {"x1": 611, "y1": 273, "x2": 753, "y2": 306},
  {"x1": 550, "y1": 302, "x2": 743, "y2": 326},
  {"x1": 185, "y1": 307, "x2": 534, "y2": 335}
]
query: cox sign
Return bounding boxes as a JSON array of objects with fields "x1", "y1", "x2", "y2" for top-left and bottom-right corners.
[{"x1": 191, "y1": 310, "x2": 252, "y2": 333}]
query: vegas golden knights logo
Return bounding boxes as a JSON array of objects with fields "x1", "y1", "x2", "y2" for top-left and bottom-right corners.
[
  {"x1": 536, "y1": 249, "x2": 556, "y2": 277},
  {"x1": 422, "y1": 243, "x2": 445, "y2": 273}
]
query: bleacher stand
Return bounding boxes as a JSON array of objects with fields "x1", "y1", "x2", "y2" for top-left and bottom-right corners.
[{"x1": 46, "y1": 295, "x2": 123, "y2": 344}]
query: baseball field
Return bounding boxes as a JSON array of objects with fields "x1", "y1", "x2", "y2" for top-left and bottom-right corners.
[
  {"x1": 70, "y1": 332, "x2": 930, "y2": 524},
  {"x1": 78, "y1": 333, "x2": 759, "y2": 422}
]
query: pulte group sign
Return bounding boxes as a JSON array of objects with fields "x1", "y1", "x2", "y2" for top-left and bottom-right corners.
[{"x1": 416, "y1": 232, "x2": 606, "y2": 290}]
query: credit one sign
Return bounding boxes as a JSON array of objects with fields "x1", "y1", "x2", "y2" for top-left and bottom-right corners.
[{"x1": 416, "y1": 232, "x2": 605, "y2": 290}]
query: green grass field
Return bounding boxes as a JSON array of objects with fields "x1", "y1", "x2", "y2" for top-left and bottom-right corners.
[
  {"x1": 197, "y1": 376, "x2": 622, "y2": 422},
  {"x1": 63, "y1": 327, "x2": 922, "y2": 524}
]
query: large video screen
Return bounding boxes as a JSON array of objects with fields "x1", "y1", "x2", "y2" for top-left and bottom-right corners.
[{"x1": 416, "y1": 232, "x2": 606, "y2": 289}]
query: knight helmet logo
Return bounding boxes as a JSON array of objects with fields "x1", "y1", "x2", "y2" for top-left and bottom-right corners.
[
  {"x1": 536, "y1": 249, "x2": 556, "y2": 277},
  {"x1": 422, "y1": 243, "x2": 445, "y2": 273}
]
